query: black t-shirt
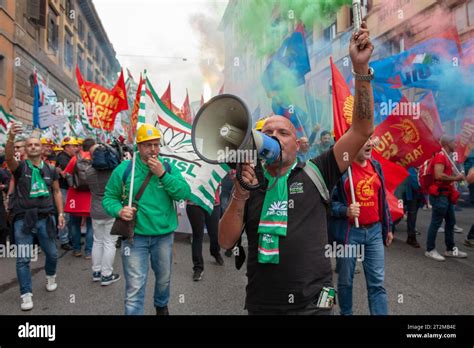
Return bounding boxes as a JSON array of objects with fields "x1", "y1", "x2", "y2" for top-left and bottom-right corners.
[
  {"x1": 244, "y1": 149, "x2": 342, "y2": 312},
  {"x1": 12, "y1": 161, "x2": 59, "y2": 216},
  {"x1": 56, "y1": 152, "x2": 72, "y2": 190}
]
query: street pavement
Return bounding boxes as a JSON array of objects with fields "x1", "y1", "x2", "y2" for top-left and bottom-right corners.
[{"x1": 0, "y1": 202, "x2": 473, "y2": 315}]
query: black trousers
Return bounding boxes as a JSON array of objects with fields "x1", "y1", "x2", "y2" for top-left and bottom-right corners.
[
  {"x1": 186, "y1": 204, "x2": 220, "y2": 271},
  {"x1": 406, "y1": 197, "x2": 422, "y2": 237}
]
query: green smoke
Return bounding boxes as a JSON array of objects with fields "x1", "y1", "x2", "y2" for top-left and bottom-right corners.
[{"x1": 234, "y1": 0, "x2": 352, "y2": 56}]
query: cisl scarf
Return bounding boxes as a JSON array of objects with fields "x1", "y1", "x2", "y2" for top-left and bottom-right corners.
[
  {"x1": 26, "y1": 160, "x2": 50, "y2": 198},
  {"x1": 257, "y1": 161, "x2": 297, "y2": 264}
]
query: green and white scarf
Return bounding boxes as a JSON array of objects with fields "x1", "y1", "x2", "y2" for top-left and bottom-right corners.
[
  {"x1": 26, "y1": 160, "x2": 50, "y2": 198},
  {"x1": 257, "y1": 161, "x2": 297, "y2": 264}
]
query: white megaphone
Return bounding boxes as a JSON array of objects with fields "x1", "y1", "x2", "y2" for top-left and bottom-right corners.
[{"x1": 191, "y1": 94, "x2": 282, "y2": 190}]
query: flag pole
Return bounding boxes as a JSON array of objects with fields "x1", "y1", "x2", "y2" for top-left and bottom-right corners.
[
  {"x1": 128, "y1": 69, "x2": 147, "y2": 208},
  {"x1": 347, "y1": 166, "x2": 360, "y2": 228},
  {"x1": 441, "y1": 147, "x2": 463, "y2": 176}
]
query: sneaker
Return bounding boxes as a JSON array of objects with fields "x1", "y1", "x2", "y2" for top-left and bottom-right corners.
[
  {"x1": 193, "y1": 270, "x2": 203, "y2": 281},
  {"x1": 101, "y1": 273, "x2": 121, "y2": 286},
  {"x1": 224, "y1": 249, "x2": 233, "y2": 257},
  {"x1": 84, "y1": 254, "x2": 92, "y2": 260},
  {"x1": 406, "y1": 236, "x2": 420, "y2": 248},
  {"x1": 438, "y1": 227, "x2": 445, "y2": 233},
  {"x1": 463, "y1": 239, "x2": 474, "y2": 248},
  {"x1": 213, "y1": 253, "x2": 224, "y2": 266},
  {"x1": 61, "y1": 243, "x2": 73, "y2": 251},
  {"x1": 453, "y1": 225, "x2": 464, "y2": 233},
  {"x1": 73, "y1": 250, "x2": 82, "y2": 257},
  {"x1": 156, "y1": 305, "x2": 169, "y2": 315},
  {"x1": 20, "y1": 293, "x2": 33, "y2": 311},
  {"x1": 444, "y1": 247, "x2": 467, "y2": 258},
  {"x1": 425, "y1": 250, "x2": 446, "y2": 261},
  {"x1": 92, "y1": 271, "x2": 101, "y2": 282},
  {"x1": 46, "y1": 275, "x2": 57, "y2": 292}
]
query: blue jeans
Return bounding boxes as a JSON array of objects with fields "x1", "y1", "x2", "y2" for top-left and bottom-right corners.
[
  {"x1": 14, "y1": 218, "x2": 58, "y2": 295},
  {"x1": 122, "y1": 233, "x2": 174, "y2": 315},
  {"x1": 70, "y1": 215, "x2": 93, "y2": 255},
  {"x1": 426, "y1": 195, "x2": 455, "y2": 252},
  {"x1": 337, "y1": 223, "x2": 388, "y2": 315}
]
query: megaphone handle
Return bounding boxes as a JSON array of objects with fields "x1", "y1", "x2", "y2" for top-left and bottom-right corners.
[{"x1": 236, "y1": 163, "x2": 261, "y2": 191}]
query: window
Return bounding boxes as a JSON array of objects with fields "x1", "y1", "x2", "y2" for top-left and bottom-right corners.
[
  {"x1": 87, "y1": 32, "x2": 94, "y2": 52},
  {"x1": 0, "y1": 0, "x2": 6, "y2": 8},
  {"x1": 87, "y1": 60, "x2": 94, "y2": 81},
  {"x1": 47, "y1": 6, "x2": 59, "y2": 52},
  {"x1": 27, "y1": 0, "x2": 47, "y2": 27},
  {"x1": 77, "y1": 46, "x2": 84, "y2": 73},
  {"x1": 323, "y1": 22, "x2": 336, "y2": 41},
  {"x1": 64, "y1": 29, "x2": 74, "y2": 70},
  {"x1": 0, "y1": 54, "x2": 5, "y2": 95},
  {"x1": 468, "y1": 0, "x2": 474, "y2": 26},
  {"x1": 78, "y1": 17, "x2": 84, "y2": 40},
  {"x1": 65, "y1": 0, "x2": 74, "y2": 22},
  {"x1": 95, "y1": 46, "x2": 100, "y2": 61}
]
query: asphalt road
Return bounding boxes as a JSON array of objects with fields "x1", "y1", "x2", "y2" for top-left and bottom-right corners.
[{"x1": 0, "y1": 203, "x2": 473, "y2": 315}]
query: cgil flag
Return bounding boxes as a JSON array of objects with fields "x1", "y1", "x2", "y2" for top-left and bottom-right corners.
[{"x1": 143, "y1": 77, "x2": 229, "y2": 214}]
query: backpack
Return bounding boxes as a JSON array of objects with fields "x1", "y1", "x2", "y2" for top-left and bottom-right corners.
[
  {"x1": 304, "y1": 160, "x2": 330, "y2": 204},
  {"x1": 73, "y1": 152, "x2": 92, "y2": 191},
  {"x1": 92, "y1": 143, "x2": 121, "y2": 171},
  {"x1": 418, "y1": 157, "x2": 435, "y2": 194}
]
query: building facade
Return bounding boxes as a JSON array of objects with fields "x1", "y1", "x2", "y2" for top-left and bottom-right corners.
[
  {"x1": 0, "y1": 0, "x2": 15, "y2": 113},
  {"x1": 1, "y1": 0, "x2": 120, "y2": 124}
]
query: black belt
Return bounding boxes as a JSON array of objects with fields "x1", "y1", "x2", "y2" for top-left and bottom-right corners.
[{"x1": 352, "y1": 221, "x2": 379, "y2": 229}]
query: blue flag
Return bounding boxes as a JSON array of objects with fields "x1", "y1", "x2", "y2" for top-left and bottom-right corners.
[{"x1": 32, "y1": 73, "x2": 41, "y2": 129}]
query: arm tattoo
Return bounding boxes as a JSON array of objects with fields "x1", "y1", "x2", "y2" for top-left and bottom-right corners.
[{"x1": 357, "y1": 85, "x2": 372, "y2": 120}]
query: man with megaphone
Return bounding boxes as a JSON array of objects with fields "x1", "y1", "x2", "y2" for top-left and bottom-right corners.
[{"x1": 218, "y1": 21, "x2": 376, "y2": 315}]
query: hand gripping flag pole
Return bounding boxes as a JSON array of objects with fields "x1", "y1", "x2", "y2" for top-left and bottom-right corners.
[{"x1": 347, "y1": 166, "x2": 360, "y2": 228}]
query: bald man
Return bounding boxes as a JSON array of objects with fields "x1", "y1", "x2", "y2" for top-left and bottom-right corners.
[
  {"x1": 220, "y1": 22, "x2": 378, "y2": 315},
  {"x1": 425, "y1": 135, "x2": 467, "y2": 261}
]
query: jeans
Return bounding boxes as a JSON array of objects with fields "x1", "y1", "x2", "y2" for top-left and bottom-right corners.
[
  {"x1": 91, "y1": 218, "x2": 118, "y2": 277},
  {"x1": 337, "y1": 223, "x2": 388, "y2": 315},
  {"x1": 70, "y1": 215, "x2": 93, "y2": 255},
  {"x1": 406, "y1": 198, "x2": 421, "y2": 237},
  {"x1": 14, "y1": 218, "x2": 58, "y2": 295},
  {"x1": 58, "y1": 188, "x2": 70, "y2": 244},
  {"x1": 122, "y1": 233, "x2": 174, "y2": 315},
  {"x1": 186, "y1": 204, "x2": 220, "y2": 272},
  {"x1": 426, "y1": 195, "x2": 455, "y2": 252}
]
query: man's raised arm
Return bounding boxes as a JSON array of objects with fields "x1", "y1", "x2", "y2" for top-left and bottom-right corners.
[{"x1": 333, "y1": 21, "x2": 375, "y2": 173}]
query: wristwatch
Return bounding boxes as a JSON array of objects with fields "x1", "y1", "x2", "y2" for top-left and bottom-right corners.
[{"x1": 352, "y1": 67, "x2": 375, "y2": 81}]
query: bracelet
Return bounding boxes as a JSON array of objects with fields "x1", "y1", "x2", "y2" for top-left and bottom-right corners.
[{"x1": 232, "y1": 191, "x2": 249, "y2": 201}]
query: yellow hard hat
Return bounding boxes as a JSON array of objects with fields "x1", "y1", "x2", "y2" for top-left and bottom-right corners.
[
  {"x1": 40, "y1": 138, "x2": 54, "y2": 145},
  {"x1": 53, "y1": 145, "x2": 64, "y2": 152},
  {"x1": 77, "y1": 138, "x2": 84, "y2": 145},
  {"x1": 61, "y1": 136, "x2": 79, "y2": 147},
  {"x1": 136, "y1": 124, "x2": 161, "y2": 143},
  {"x1": 255, "y1": 117, "x2": 268, "y2": 131}
]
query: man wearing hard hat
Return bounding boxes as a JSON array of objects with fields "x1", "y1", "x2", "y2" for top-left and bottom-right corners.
[{"x1": 103, "y1": 124, "x2": 191, "y2": 315}]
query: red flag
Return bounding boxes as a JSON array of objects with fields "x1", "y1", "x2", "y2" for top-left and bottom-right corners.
[
  {"x1": 419, "y1": 92, "x2": 444, "y2": 141},
  {"x1": 76, "y1": 66, "x2": 128, "y2": 131},
  {"x1": 161, "y1": 82, "x2": 172, "y2": 110},
  {"x1": 455, "y1": 110, "x2": 474, "y2": 164},
  {"x1": 372, "y1": 105, "x2": 442, "y2": 168},
  {"x1": 200, "y1": 94, "x2": 204, "y2": 107},
  {"x1": 181, "y1": 90, "x2": 192, "y2": 123},
  {"x1": 330, "y1": 57, "x2": 353, "y2": 140},
  {"x1": 218, "y1": 83, "x2": 224, "y2": 95}
]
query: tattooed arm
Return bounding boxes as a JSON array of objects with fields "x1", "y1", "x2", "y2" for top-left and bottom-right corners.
[{"x1": 333, "y1": 21, "x2": 375, "y2": 173}]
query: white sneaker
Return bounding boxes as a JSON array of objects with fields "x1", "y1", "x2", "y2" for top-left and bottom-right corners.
[
  {"x1": 444, "y1": 247, "x2": 467, "y2": 258},
  {"x1": 438, "y1": 227, "x2": 445, "y2": 233},
  {"x1": 453, "y1": 225, "x2": 463, "y2": 233},
  {"x1": 46, "y1": 275, "x2": 57, "y2": 292},
  {"x1": 20, "y1": 293, "x2": 33, "y2": 311},
  {"x1": 425, "y1": 249, "x2": 446, "y2": 261}
]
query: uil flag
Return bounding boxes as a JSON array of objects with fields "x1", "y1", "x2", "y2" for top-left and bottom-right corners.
[
  {"x1": 372, "y1": 99, "x2": 442, "y2": 168},
  {"x1": 331, "y1": 57, "x2": 354, "y2": 140}
]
